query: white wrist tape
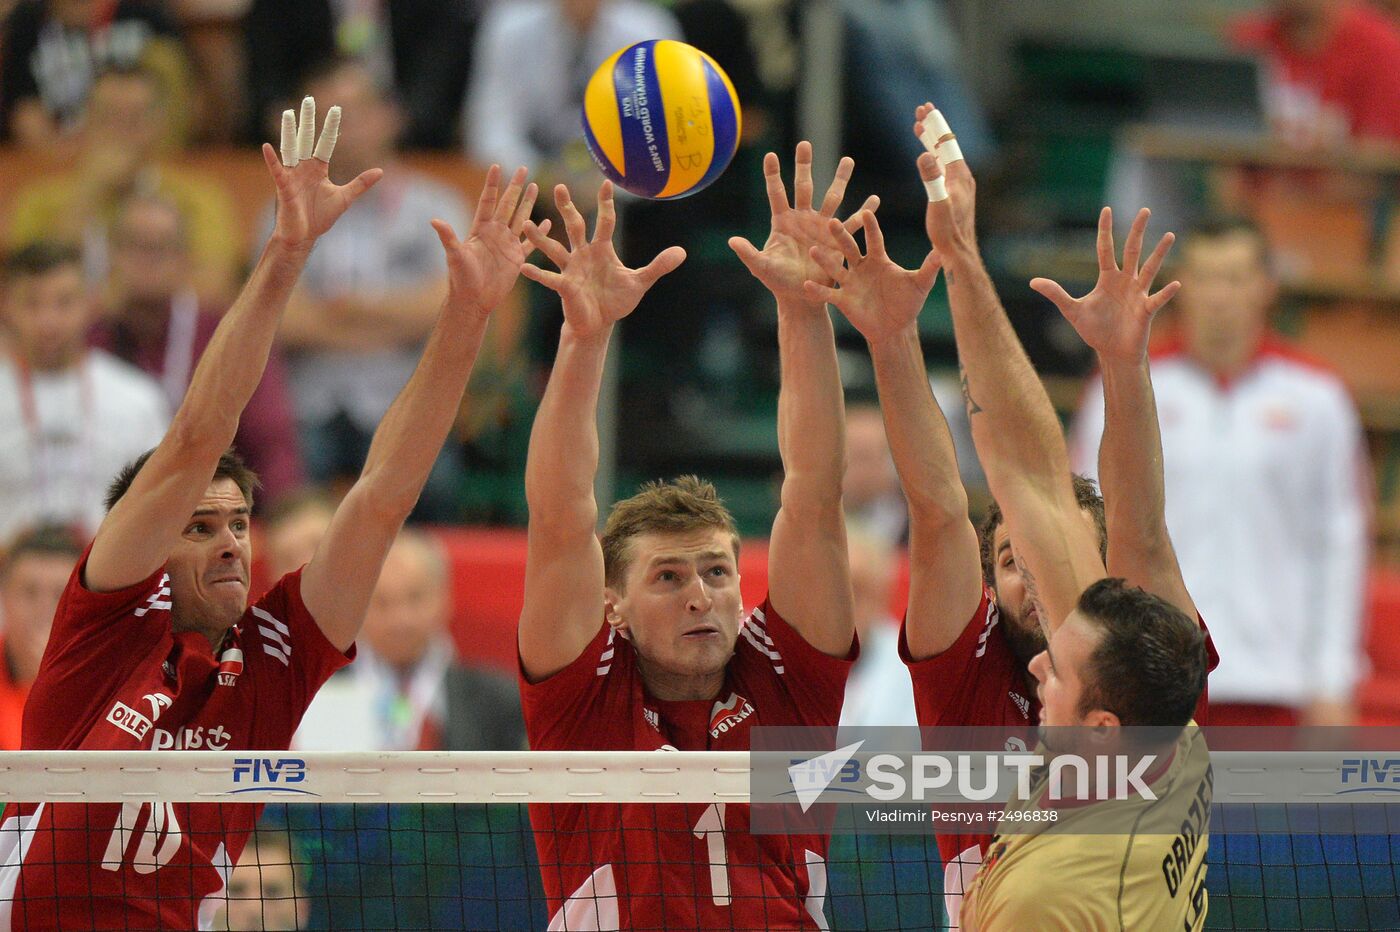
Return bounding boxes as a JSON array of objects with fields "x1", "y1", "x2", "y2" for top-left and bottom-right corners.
[{"x1": 924, "y1": 176, "x2": 948, "y2": 202}]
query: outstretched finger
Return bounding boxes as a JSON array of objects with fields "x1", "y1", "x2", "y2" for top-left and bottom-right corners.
[
  {"x1": 1146, "y1": 280, "x2": 1182, "y2": 315},
  {"x1": 1029, "y1": 276, "x2": 1077, "y2": 315},
  {"x1": 296, "y1": 97, "x2": 316, "y2": 162},
  {"x1": 638, "y1": 245, "x2": 687, "y2": 287},
  {"x1": 430, "y1": 218, "x2": 460, "y2": 251},
  {"x1": 1122, "y1": 208, "x2": 1150, "y2": 276},
  {"x1": 762, "y1": 151, "x2": 789, "y2": 216},
  {"x1": 475, "y1": 165, "x2": 502, "y2": 224},
  {"x1": 593, "y1": 181, "x2": 617, "y2": 243},
  {"x1": 524, "y1": 220, "x2": 569, "y2": 269},
  {"x1": 1096, "y1": 207, "x2": 1117, "y2": 272},
  {"x1": 313, "y1": 105, "x2": 341, "y2": 162},
  {"x1": 343, "y1": 167, "x2": 384, "y2": 202},
  {"x1": 818, "y1": 156, "x2": 855, "y2": 217},
  {"x1": 728, "y1": 235, "x2": 763, "y2": 276},
  {"x1": 862, "y1": 210, "x2": 887, "y2": 258},
  {"x1": 1137, "y1": 231, "x2": 1175, "y2": 289},
  {"x1": 511, "y1": 183, "x2": 539, "y2": 236},
  {"x1": 520, "y1": 263, "x2": 563, "y2": 291},
  {"x1": 804, "y1": 280, "x2": 842, "y2": 305},
  {"x1": 279, "y1": 111, "x2": 298, "y2": 168},
  {"x1": 825, "y1": 217, "x2": 863, "y2": 265},
  {"x1": 261, "y1": 142, "x2": 284, "y2": 180},
  {"x1": 521, "y1": 218, "x2": 552, "y2": 258},
  {"x1": 914, "y1": 250, "x2": 942, "y2": 290},
  {"x1": 793, "y1": 141, "x2": 815, "y2": 211},
  {"x1": 555, "y1": 185, "x2": 589, "y2": 250},
  {"x1": 842, "y1": 195, "x2": 880, "y2": 234},
  {"x1": 808, "y1": 244, "x2": 849, "y2": 284},
  {"x1": 919, "y1": 152, "x2": 955, "y2": 243},
  {"x1": 495, "y1": 167, "x2": 528, "y2": 224}
]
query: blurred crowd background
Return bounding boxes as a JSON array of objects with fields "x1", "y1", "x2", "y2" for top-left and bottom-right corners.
[{"x1": 0, "y1": 0, "x2": 1399, "y2": 782}]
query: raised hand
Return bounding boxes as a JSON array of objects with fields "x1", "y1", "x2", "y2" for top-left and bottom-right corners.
[
  {"x1": 729, "y1": 141, "x2": 877, "y2": 309},
  {"x1": 261, "y1": 96, "x2": 383, "y2": 250},
  {"x1": 914, "y1": 103, "x2": 977, "y2": 260},
  {"x1": 805, "y1": 210, "x2": 941, "y2": 344},
  {"x1": 521, "y1": 181, "x2": 685, "y2": 339},
  {"x1": 1029, "y1": 207, "x2": 1179, "y2": 363},
  {"x1": 432, "y1": 165, "x2": 547, "y2": 319}
]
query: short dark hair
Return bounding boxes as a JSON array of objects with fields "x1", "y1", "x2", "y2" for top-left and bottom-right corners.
[
  {"x1": 1182, "y1": 215, "x2": 1272, "y2": 270},
  {"x1": 1, "y1": 524, "x2": 84, "y2": 580},
  {"x1": 1075, "y1": 578, "x2": 1207, "y2": 728},
  {"x1": 601, "y1": 476, "x2": 740, "y2": 590},
  {"x1": 978, "y1": 475, "x2": 1107, "y2": 587},
  {"x1": 4, "y1": 242, "x2": 82, "y2": 284},
  {"x1": 105, "y1": 447, "x2": 260, "y2": 513}
]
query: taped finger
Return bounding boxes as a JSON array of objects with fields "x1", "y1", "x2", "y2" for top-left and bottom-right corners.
[
  {"x1": 918, "y1": 109, "x2": 953, "y2": 154},
  {"x1": 936, "y1": 137, "x2": 964, "y2": 165},
  {"x1": 313, "y1": 106, "x2": 341, "y2": 162},
  {"x1": 280, "y1": 110, "x2": 298, "y2": 167},
  {"x1": 296, "y1": 97, "x2": 316, "y2": 161},
  {"x1": 925, "y1": 176, "x2": 948, "y2": 203}
]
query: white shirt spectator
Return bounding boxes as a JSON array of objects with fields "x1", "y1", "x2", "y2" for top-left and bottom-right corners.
[
  {"x1": 464, "y1": 0, "x2": 682, "y2": 169},
  {"x1": 0, "y1": 350, "x2": 168, "y2": 542},
  {"x1": 1070, "y1": 340, "x2": 1370, "y2": 708},
  {"x1": 294, "y1": 640, "x2": 453, "y2": 752},
  {"x1": 840, "y1": 618, "x2": 918, "y2": 729}
]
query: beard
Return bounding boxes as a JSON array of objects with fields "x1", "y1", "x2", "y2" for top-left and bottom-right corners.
[{"x1": 999, "y1": 601, "x2": 1048, "y2": 670}]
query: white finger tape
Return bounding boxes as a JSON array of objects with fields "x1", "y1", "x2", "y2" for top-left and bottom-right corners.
[
  {"x1": 918, "y1": 122, "x2": 940, "y2": 155},
  {"x1": 926, "y1": 109, "x2": 952, "y2": 143},
  {"x1": 313, "y1": 106, "x2": 340, "y2": 162},
  {"x1": 296, "y1": 97, "x2": 316, "y2": 161},
  {"x1": 936, "y1": 137, "x2": 965, "y2": 165},
  {"x1": 924, "y1": 176, "x2": 948, "y2": 203},
  {"x1": 280, "y1": 110, "x2": 298, "y2": 167}
]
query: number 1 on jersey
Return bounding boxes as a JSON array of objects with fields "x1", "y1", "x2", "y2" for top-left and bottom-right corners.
[{"x1": 692, "y1": 802, "x2": 730, "y2": 906}]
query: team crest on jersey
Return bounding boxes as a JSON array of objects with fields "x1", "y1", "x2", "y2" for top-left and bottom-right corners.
[
  {"x1": 709, "y1": 692, "x2": 754, "y2": 738},
  {"x1": 217, "y1": 645, "x2": 244, "y2": 686}
]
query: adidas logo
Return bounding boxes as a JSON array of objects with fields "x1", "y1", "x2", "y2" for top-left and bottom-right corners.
[{"x1": 1009, "y1": 691, "x2": 1031, "y2": 719}]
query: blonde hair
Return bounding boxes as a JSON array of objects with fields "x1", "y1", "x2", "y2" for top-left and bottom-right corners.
[{"x1": 601, "y1": 476, "x2": 740, "y2": 590}]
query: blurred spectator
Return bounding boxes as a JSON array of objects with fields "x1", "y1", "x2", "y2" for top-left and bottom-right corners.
[
  {"x1": 8, "y1": 64, "x2": 240, "y2": 301},
  {"x1": 0, "y1": 0, "x2": 192, "y2": 150},
  {"x1": 0, "y1": 242, "x2": 168, "y2": 542},
  {"x1": 294, "y1": 529, "x2": 525, "y2": 752},
  {"x1": 260, "y1": 57, "x2": 471, "y2": 522},
  {"x1": 0, "y1": 524, "x2": 82, "y2": 749},
  {"x1": 1232, "y1": 0, "x2": 1400, "y2": 145},
  {"x1": 464, "y1": 0, "x2": 681, "y2": 192},
  {"x1": 839, "y1": 522, "x2": 916, "y2": 729},
  {"x1": 1070, "y1": 217, "x2": 1370, "y2": 727},
  {"x1": 261, "y1": 487, "x2": 336, "y2": 583},
  {"x1": 90, "y1": 192, "x2": 304, "y2": 504},
  {"x1": 842, "y1": 402, "x2": 908, "y2": 546},
  {"x1": 217, "y1": 829, "x2": 309, "y2": 931},
  {"x1": 243, "y1": 0, "x2": 478, "y2": 148}
]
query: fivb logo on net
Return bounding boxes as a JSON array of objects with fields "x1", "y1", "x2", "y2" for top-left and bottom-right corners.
[{"x1": 784, "y1": 739, "x2": 1161, "y2": 812}]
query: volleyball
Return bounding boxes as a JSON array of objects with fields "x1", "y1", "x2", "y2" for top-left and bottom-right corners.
[{"x1": 581, "y1": 40, "x2": 742, "y2": 200}]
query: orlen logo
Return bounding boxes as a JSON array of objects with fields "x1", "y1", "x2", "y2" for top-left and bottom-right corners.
[
  {"x1": 106, "y1": 702, "x2": 152, "y2": 740},
  {"x1": 228, "y1": 758, "x2": 319, "y2": 796}
]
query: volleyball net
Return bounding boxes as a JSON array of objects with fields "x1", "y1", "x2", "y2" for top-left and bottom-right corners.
[{"x1": 0, "y1": 749, "x2": 1397, "y2": 930}]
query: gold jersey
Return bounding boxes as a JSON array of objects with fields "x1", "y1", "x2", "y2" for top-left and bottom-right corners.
[{"x1": 962, "y1": 724, "x2": 1211, "y2": 931}]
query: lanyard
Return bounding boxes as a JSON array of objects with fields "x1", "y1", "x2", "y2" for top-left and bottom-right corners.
[
  {"x1": 15, "y1": 353, "x2": 96, "y2": 524},
  {"x1": 158, "y1": 290, "x2": 200, "y2": 409}
]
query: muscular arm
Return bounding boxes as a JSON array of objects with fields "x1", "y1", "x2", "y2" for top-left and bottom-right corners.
[
  {"x1": 805, "y1": 208, "x2": 981, "y2": 658},
  {"x1": 1031, "y1": 207, "x2": 1195, "y2": 618},
  {"x1": 730, "y1": 144, "x2": 872, "y2": 657},
  {"x1": 301, "y1": 168, "x2": 540, "y2": 651},
  {"x1": 87, "y1": 112, "x2": 380, "y2": 593},
  {"x1": 517, "y1": 182, "x2": 685, "y2": 680}
]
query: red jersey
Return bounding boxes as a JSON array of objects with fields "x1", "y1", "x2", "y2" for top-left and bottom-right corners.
[
  {"x1": 0, "y1": 550, "x2": 351, "y2": 930},
  {"x1": 521, "y1": 598, "x2": 855, "y2": 931},
  {"x1": 901, "y1": 588, "x2": 1219, "y2": 927}
]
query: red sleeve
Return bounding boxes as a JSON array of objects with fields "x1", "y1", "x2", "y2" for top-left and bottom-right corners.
[
  {"x1": 900, "y1": 589, "x2": 1016, "y2": 726},
  {"x1": 518, "y1": 621, "x2": 633, "y2": 751},
  {"x1": 22, "y1": 545, "x2": 170, "y2": 749},
  {"x1": 1195, "y1": 613, "x2": 1219, "y2": 725},
  {"x1": 245, "y1": 568, "x2": 354, "y2": 747},
  {"x1": 733, "y1": 597, "x2": 857, "y2": 727}
]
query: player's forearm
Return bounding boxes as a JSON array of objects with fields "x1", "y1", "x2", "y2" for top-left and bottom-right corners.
[
  {"x1": 774, "y1": 300, "x2": 845, "y2": 516},
  {"x1": 868, "y1": 325, "x2": 968, "y2": 525},
  {"x1": 524, "y1": 322, "x2": 609, "y2": 533},
  {"x1": 1097, "y1": 357, "x2": 1173, "y2": 567},
  {"x1": 167, "y1": 237, "x2": 311, "y2": 455},
  {"x1": 357, "y1": 301, "x2": 490, "y2": 517},
  {"x1": 339, "y1": 279, "x2": 451, "y2": 342}
]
